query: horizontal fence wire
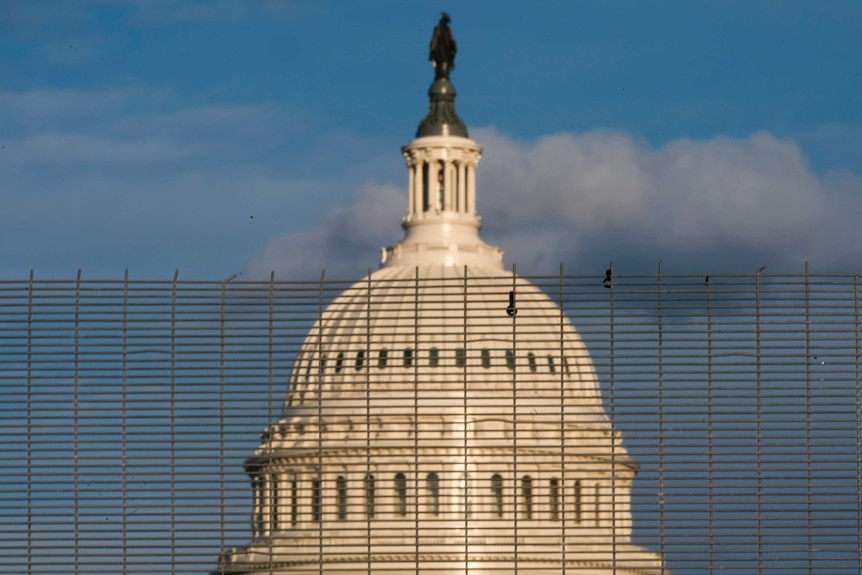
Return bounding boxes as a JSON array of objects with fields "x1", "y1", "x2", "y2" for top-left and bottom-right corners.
[{"x1": 0, "y1": 269, "x2": 859, "y2": 574}]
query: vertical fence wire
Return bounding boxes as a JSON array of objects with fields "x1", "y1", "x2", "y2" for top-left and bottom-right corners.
[
  {"x1": 805, "y1": 263, "x2": 813, "y2": 575},
  {"x1": 2, "y1": 270, "x2": 862, "y2": 574},
  {"x1": 856, "y1": 275, "x2": 861, "y2": 571},
  {"x1": 755, "y1": 269, "x2": 763, "y2": 575},
  {"x1": 559, "y1": 263, "x2": 568, "y2": 575},
  {"x1": 706, "y1": 273, "x2": 714, "y2": 575},
  {"x1": 171, "y1": 269, "x2": 180, "y2": 575},
  {"x1": 656, "y1": 262, "x2": 665, "y2": 568}
]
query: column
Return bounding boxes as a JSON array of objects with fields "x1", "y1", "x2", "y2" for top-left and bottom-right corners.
[
  {"x1": 421, "y1": 161, "x2": 430, "y2": 216},
  {"x1": 458, "y1": 162, "x2": 467, "y2": 213},
  {"x1": 407, "y1": 161, "x2": 415, "y2": 216},
  {"x1": 467, "y1": 164, "x2": 477, "y2": 214}
]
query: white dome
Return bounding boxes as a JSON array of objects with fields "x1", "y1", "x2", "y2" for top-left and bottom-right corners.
[
  {"x1": 214, "y1": 15, "x2": 666, "y2": 575},
  {"x1": 285, "y1": 263, "x2": 608, "y2": 420}
]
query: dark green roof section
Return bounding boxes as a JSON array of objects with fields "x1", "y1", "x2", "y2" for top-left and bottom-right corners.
[{"x1": 416, "y1": 77, "x2": 468, "y2": 138}]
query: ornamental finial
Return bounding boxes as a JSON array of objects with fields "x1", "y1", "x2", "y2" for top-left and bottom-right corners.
[{"x1": 416, "y1": 13, "x2": 467, "y2": 137}]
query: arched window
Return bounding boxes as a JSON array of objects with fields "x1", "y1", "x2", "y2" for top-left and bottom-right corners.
[
  {"x1": 594, "y1": 483, "x2": 601, "y2": 526},
  {"x1": 271, "y1": 474, "x2": 280, "y2": 531},
  {"x1": 355, "y1": 350, "x2": 365, "y2": 371},
  {"x1": 527, "y1": 353, "x2": 537, "y2": 373},
  {"x1": 290, "y1": 479, "x2": 298, "y2": 527},
  {"x1": 311, "y1": 478, "x2": 321, "y2": 523},
  {"x1": 426, "y1": 473, "x2": 440, "y2": 516},
  {"x1": 481, "y1": 349, "x2": 491, "y2": 369},
  {"x1": 334, "y1": 352, "x2": 344, "y2": 374},
  {"x1": 429, "y1": 347, "x2": 439, "y2": 367},
  {"x1": 455, "y1": 348, "x2": 466, "y2": 367},
  {"x1": 378, "y1": 349, "x2": 388, "y2": 368},
  {"x1": 562, "y1": 356, "x2": 570, "y2": 375},
  {"x1": 336, "y1": 476, "x2": 348, "y2": 520},
  {"x1": 491, "y1": 474, "x2": 504, "y2": 518},
  {"x1": 521, "y1": 475, "x2": 533, "y2": 520},
  {"x1": 459, "y1": 473, "x2": 471, "y2": 518},
  {"x1": 573, "y1": 479, "x2": 582, "y2": 523},
  {"x1": 549, "y1": 478, "x2": 560, "y2": 520},
  {"x1": 505, "y1": 349, "x2": 515, "y2": 370},
  {"x1": 364, "y1": 474, "x2": 376, "y2": 519},
  {"x1": 395, "y1": 473, "x2": 408, "y2": 517},
  {"x1": 251, "y1": 475, "x2": 263, "y2": 536},
  {"x1": 547, "y1": 355, "x2": 556, "y2": 373}
]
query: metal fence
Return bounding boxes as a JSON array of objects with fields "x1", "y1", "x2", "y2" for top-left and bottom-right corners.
[{"x1": 1, "y1": 268, "x2": 860, "y2": 574}]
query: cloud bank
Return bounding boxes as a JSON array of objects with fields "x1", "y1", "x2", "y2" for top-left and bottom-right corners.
[
  {"x1": 4, "y1": 85, "x2": 860, "y2": 281},
  {"x1": 248, "y1": 127, "x2": 862, "y2": 280}
]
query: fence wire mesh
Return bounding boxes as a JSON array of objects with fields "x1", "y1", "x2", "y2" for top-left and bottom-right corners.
[{"x1": 0, "y1": 268, "x2": 860, "y2": 574}]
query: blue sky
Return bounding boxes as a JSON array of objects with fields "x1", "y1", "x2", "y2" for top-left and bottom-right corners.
[{"x1": 2, "y1": 0, "x2": 861, "y2": 280}]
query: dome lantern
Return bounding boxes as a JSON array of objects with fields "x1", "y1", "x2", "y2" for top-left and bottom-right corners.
[{"x1": 386, "y1": 14, "x2": 502, "y2": 270}]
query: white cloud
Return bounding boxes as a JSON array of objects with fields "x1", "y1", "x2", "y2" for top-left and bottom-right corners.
[
  {"x1": 5, "y1": 84, "x2": 860, "y2": 280},
  {"x1": 247, "y1": 127, "x2": 862, "y2": 280},
  {"x1": 476, "y1": 127, "x2": 862, "y2": 273},
  {"x1": 245, "y1": 183, "x2": 404, "y2": 281}
]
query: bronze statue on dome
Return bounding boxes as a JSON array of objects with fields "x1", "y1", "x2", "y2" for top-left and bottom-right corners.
[{"x1": 429, "y1": 12, "x2": 456, "y2": 79}]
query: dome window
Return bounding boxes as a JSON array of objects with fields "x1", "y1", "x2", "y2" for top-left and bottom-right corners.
[
  {"x1": 336, "y1": 476, "x2": 348, "y2": 520},
  {"x1": 403, "y1": 348, "x2": 414, "y2": 368},
  {"x1": 377, "y1": 349, "x2": 388, "y2": 368},
  {"x1": 251, "y1": 475, "x2": 264, "y2": 537},
  {"x1": 426, "y1": 472, "x2": 440, "y2": 516},
  {"x1": 521, "y1": 475, "x2": 533, "y2": 520},
  {"x1": 491, "y1": 474, "x2": 504, "y2": 518},
  {"x1": 549, "y1": 478, "x2": 560, "y2": 520},
  {"x1": 459, "y1": 473, "x2": 471, "y2": 518},
  {"x1": 429, "y1": 347, "x2": 439, "y2": 367},
  {"x1": 547, "y1": 355, "x2": 556, "y2": 373},
  {"x1": 395, "y1": 473, "x2": 408, "y2": 517},
  {"x1": 311, "y1": 478, "x2": 322, "y2": 523},
  {"x1": 573, "y1": 479, "x2": 583, "y2": 523},
  {"x1": 334, "y1": 352, "x2": 344, "y2": 374},
  {"x1": 355, "y1": 350, "x2": 365, "y2": 371},
  {"x1": 527, "y1": 352, "x2": 537, "y2": 373},
  {"x1": 271, "y1": 474, "x2": 280, "y2": 531},
  {"x1": 594, "y1": 483, "x2": 601, "y2": 526},
  {"x1": 455, "y1": 348, "x2": 466, "y2": 367},
  {"x1": 364, "y1": 474, "x2": 376, "y2": 519},
  {"x1": 290, "y1": 479, "x2": 298, "y2": 527},
  {"x1": 481, "y1": 349, "x2": 491, "y2": 369},
  {"x1": 505, "y1": 349, "x2": 515, "y2": 370}
]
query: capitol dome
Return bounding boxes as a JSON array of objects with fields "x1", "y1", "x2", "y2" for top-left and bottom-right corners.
[{"x1": 214, "y1": 14, "x2": 666, "y2": 575}]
